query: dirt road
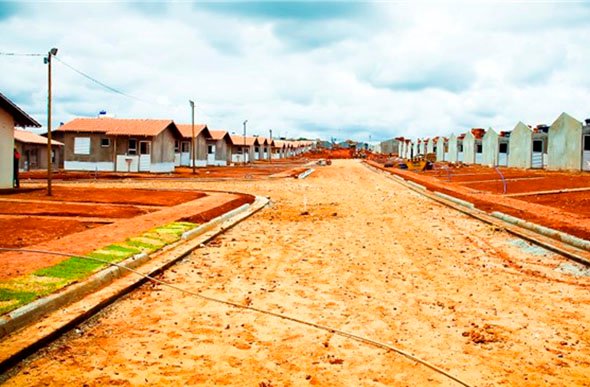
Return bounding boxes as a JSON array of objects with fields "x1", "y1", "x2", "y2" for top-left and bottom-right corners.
[{"x1": 3, "y1": 160, "x2": 590, "y2": 386}]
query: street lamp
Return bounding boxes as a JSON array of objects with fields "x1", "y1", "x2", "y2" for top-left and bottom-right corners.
[
  {"x1": 189, "y1": 100, "x2": 195, "y2": 174},
  {"x1": 44, "y1": 47, "x2": 58, "y2": 196},
  {"x1": 243, "y1": 119, "x2": 248, "y2": 164}
]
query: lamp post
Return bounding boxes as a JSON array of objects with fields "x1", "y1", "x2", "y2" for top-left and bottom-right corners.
[
  {"x1": 189, "y1": 100, "x2": 195, "y2": 174},
  {"x1": 242, "y1": 119, "x2": 248, "y2": 164},
  {"x1": 45, "y1": 47, "x2": 58, "y2": 196}
]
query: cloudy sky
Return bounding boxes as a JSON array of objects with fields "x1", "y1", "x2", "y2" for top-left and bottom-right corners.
[{"x1": 1, "y1": 1, "x2": 589, "y2": 142}]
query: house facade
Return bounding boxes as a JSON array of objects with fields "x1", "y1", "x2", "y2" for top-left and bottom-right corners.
[
  {"x1": 547, "y1": 113, "x2": 583, "y2": 171},
  {"x1": 207, "y1": 130, "x2": 232, "y2": 166},
  {"x1": 175, "y1": 124, "x2": 211, "y2": 167},
  {"x1": 54, "y1": 117, "x2": 182, "y2": 173},
  {"x1": 15, "y1": 129, "x2": 63, "y2": 170},
  {"x1": 0, "y1": 92, "x2": 41, "y2": 188}
]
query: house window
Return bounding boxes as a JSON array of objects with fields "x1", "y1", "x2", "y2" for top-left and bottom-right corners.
[
  {"x1": 74, "y1": 137, "x2": 91, "y2": 155},
  {"x1": 255, "y1": 147, "x2": 259, "y2": 153},
  {"x1": 532, "y1": 140, "x2": 543, "y2": 153},
  {"x1": 128, "y1": 138, "x2": 137, "y2": 155},
  {"x1": 100, "y1": 138, "x2": 110, "y2": 147},
  {"x1": 174, "y1": 140, "x2": 179, "y2": 152},
  {"x1": 181, "y1": 142, "x2": 190, "y2": 152},
  {"x1": 476, "y1": 144, "x2": 483, "y2": 153},
  {"x1": 583, "y1": 135, "x2": 590, "y2": 151},
  {"x1": 458, "y1": 144, "x2": 464, "y2": 152},
  {"x1": 208, "y1": 145, "x2": 214, "y2": 154},
  {"x1": 499, "y1": 143, "x2": 508, "y2": 153}
]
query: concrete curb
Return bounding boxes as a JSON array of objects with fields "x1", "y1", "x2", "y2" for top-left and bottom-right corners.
[
  {"x1": 298, "y1": 168, "x2": 315, "y2": 179},
  {"x1": 0, "y1": 196, "x2": 267, "y2": 349},
  {"x1": 433, "y1": 192, "x2": 475, "y2": 209},
  {"x1": 405, "y1": 180, "x2": 426, "y2": 190},
  {"x1": 491, "y1": 211, "x2": 590, "y2": 252}
]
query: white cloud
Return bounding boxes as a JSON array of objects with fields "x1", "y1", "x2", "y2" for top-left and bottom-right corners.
[{"x1": 0, "y1": 2, "x2": 589, "y2": 142}]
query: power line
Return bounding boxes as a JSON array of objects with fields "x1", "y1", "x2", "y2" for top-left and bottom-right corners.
[
  {"x1": 0, "y1": 52, "x2": 43, "y2": 57},
  {"x1": 53, "y1": 56, "x2": 152, "y2": 104}
]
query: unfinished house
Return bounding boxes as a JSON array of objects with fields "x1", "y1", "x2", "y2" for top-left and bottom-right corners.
[
  {"x1": 482, "y1": 129, "x2": 510, "y2": 167},
  {"x1": 14, "y1": 129, "x2": 63, "y2": 171},
  {"x1": 436, "y1": 137, "x2": 448, "y2": 161},
  {"x1": 0, "y1": 92, "x2": 41, "y2": 188},
  {"x1": 254, "y1": 137, "x2": 271, "y2": 161},
  {"x1": 207, "y1": 130, "x2": 232, "y2": 166},
  {"x1": 271, "y1": 140, "x2": 285, "y2": 159},
  {"x1": 228, "y1": 135, "x2": 256, "y2": 163},
  {"x1": 419, "y1": 139, "x2": 427, "y2": 155},
  {"x1": 447, "y1": 134, "x2": 458, "y2": 162},
  {"x1": 547, "y1": 112, "x2": 584, "y2": 171},
  {"x1": 426, "y1": 138, "x2": 435, "y2": 155},
  {"x1": 508, "y1": 122, "x2": 548, "y2": 169},
  {"x1": 463, "y1": 129, "x2": 485, "y2": 164},
  {"x1": 55, "y1": 118, "x2": 182, "y2": 173},
  {"x1": 405, "y1": 139, "x2": 413, "y2": 159},
  {"x1": 175, "y1": 124, "x2": 212, "y2": 167}
]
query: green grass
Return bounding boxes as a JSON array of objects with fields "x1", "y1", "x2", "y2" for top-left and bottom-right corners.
[
  {"x1": 0, "y1": 221, "x2": 198, "y2": 316},
  {"x1": 0, "y1": 288, "x2": 38, "y2": 314}
]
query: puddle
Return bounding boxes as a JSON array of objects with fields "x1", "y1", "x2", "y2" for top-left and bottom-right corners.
[
  {"x1": 508, "y1": 238, "x2": 551, "y2": 256},
  {"x1": 555, "y1": 262, "x2": 590, "y2": 277}
]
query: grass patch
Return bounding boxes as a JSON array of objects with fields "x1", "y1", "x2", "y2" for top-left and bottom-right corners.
[
  {"x1": 0, "y1": 221, "x2": 198, "y2": 316},
  {"x1": 0, "y1": 288, "x2": 38, "y2": 314}
]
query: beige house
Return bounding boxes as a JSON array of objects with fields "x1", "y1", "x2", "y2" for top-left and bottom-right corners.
[
  {"x1": 0, "y1": 92, "x2": 41, "y2": 188},
  {"x1": 175, "y1": 124, "x2": 212, "y2": 167},
  {"x1": 207, "y1": 130, "x2": 232, "y2": 166},
  {"x1": 14, "y1": 129, "x2": 63, "y2": 171},
  {"x1": 54, "y1": 117, "x2": 182, "y2": 173}
]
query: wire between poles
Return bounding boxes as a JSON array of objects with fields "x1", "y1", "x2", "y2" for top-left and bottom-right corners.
[{"x1": 0, "y1": 247, "x2": 471, "y2": 387}]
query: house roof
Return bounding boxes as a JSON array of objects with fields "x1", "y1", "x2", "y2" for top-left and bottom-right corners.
[
  {"x1": 0, "y1": 91, "x2": 41, "y2": 128},
  {"x1": 14, "y1": 129, "x2": 64, "y2": 146},
  {"x1": 209, "y1": 130, "x2": 230, "y2": 141},
  {"x1": 229, "y1": 135, "x2": 257, "y2": 146},
  {"x1": 57, "y1": 118, "x2": 179, "y2": 137},
  {"x1": 176, "y1": 124, "x2": 209, "y2": 139}
]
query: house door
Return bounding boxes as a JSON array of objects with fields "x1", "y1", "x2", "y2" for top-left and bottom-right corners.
[
  {"x1": 532, "y1": 139, "x2": 544, "y2": 169},
  {"x1": 498, "y1": 143, "x2": 508, "y2": 166},
  {"x1": 583, "y1": 135, "x2": 590, "y2": 171},
  {"x1": 139, "y1": 141, "x2": 151, "y2": 172},
  {"x1": 207, "y1": 144, "x2": 216, "y2": 163},
  {"x1": 180, "y1": 141, "x2": 191, "y2": 166}
]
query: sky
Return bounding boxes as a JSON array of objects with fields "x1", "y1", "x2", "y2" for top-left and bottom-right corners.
[{"x1": 1, "y1": 1, "x2": 590, "y2": 143}]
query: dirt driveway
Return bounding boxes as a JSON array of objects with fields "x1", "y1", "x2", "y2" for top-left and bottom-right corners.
[{"x1": 3, "y1": 160, "x2": 590, "y2": 386}]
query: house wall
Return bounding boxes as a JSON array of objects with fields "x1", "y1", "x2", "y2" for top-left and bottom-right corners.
[
  {"x1": 448, "y1": 135, "x2": 458, "y2": 162},
  {"x1": 426, "y1": 140, "x2": 434, "y2": 154},
  {"x1": 508, "y1": 122, "x2": 533, "y2": 169},
  {"x1": 15, "y1": 141, "x2": 62, "y2": 170},
  {"x1": 463, "y1": 132, "x2": 476, "y2": 164},
  {"x1": 60, "y1": 132, "x2": 114, "y2": 163},
  {"x1": 547, "y1": 113, "x2": 583, "y2": 171},
  {"x1": 482, "y1": 129, "x2": 499, "y2": 166},
  {"x1": 0, "y1": 107, "x2": 15, "y2": 188},
  {"x1": 436, "y1": 140, "x2": 445, "y2": 161}
]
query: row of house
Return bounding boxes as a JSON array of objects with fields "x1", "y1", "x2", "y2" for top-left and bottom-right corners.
[
  {"x1": 383, "y1": 112, "x2": 590, "y2": 172},
  {"x1": 51, "y1": 117, "x2": 314, "y2": 173}
]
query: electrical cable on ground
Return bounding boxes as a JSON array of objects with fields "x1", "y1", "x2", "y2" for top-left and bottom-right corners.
[{"x1": 0, "y1": 247, "x2": 471, "y2": 387}]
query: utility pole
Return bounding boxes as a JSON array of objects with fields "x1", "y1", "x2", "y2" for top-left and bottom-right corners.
[
  {"x1": 243, "y1": 120, "x2": 248, "y2": 164},
  {"x1": 45, "y1": 47, "x2": 58, "y2": 196},
  {"x1": 189, "y1": 100, "x2": 195, "y2": 174}
]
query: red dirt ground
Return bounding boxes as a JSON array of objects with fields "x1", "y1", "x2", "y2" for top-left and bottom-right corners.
[
  {"x1": 306, "y1": 148, "x2": 354, "y2": 159},
  {"x1": 0, "y1": 201, "x2": 151, "y2": 218},
  {"x1": 366, "y1": 160, "x2": 590, "y2": 241},
  {"x1": 518, "y1": 191, "x2": 590, "y2": 215},
  {"x1": 0, "y1": 217, "x2": 102, "y2": 248},
  {"x1": 5, "y1": 187, "x2": 206, "y2": 206}
]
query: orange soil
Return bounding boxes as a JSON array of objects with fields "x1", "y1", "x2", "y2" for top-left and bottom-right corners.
[
  {"x1": 366, "y1": 160, "x2": 590, "y2": 240},
  {"x1": 5, "y1": 187, "x2": 206, "y2": 206},
  {"x1": 0, "y1": 217, "x2": 102, "y2": 248},
  {"x1": 0, "y1": 201, "x2": 152, "y2": 218}
]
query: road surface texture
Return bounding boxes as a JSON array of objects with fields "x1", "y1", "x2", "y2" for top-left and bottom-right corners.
[{"x1": 3, "y1": 160, "x2": 589, "y2": 386}]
